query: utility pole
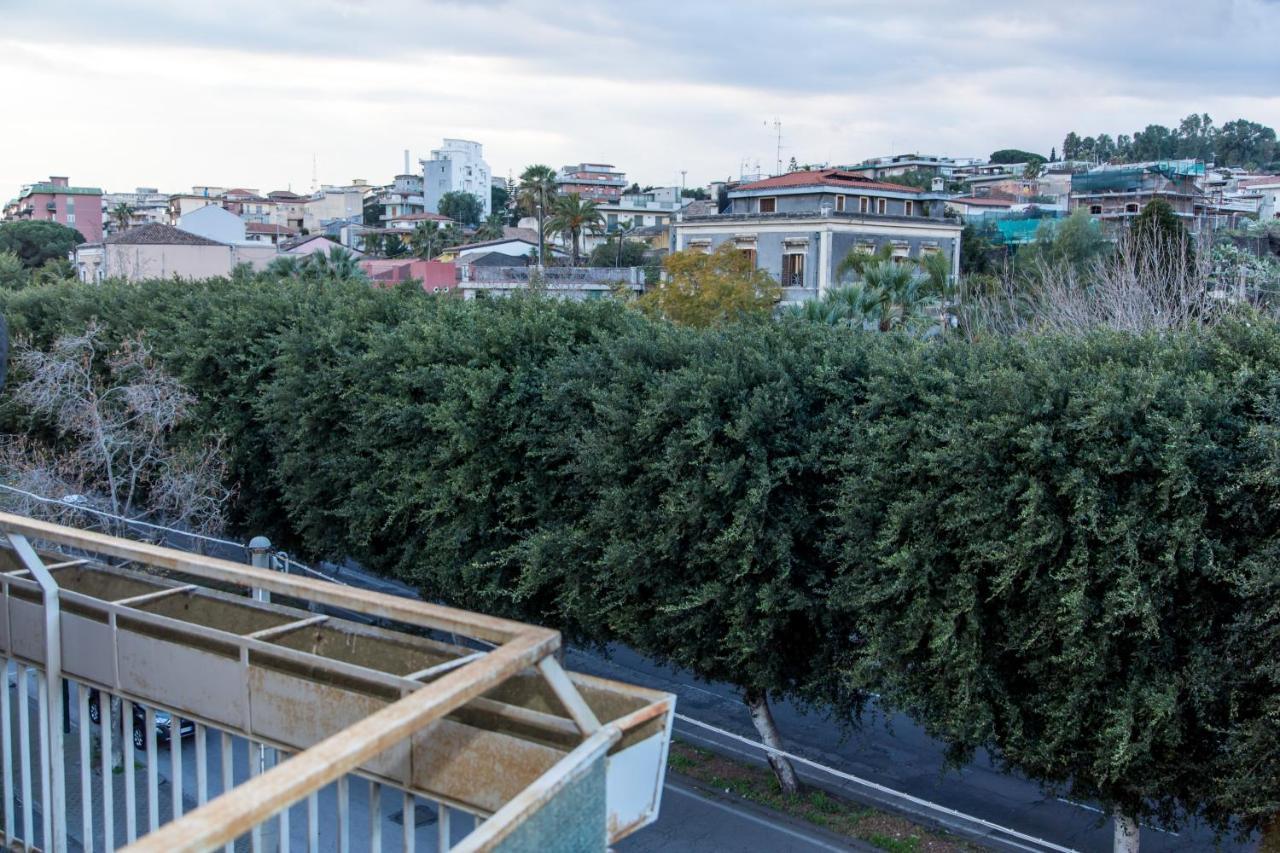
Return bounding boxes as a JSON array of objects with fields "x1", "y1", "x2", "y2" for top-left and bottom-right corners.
[{"x1": 769, "y1": 118, "x2": 783, "y2": 176}]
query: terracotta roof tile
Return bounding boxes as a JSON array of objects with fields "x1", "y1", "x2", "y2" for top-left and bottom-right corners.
[
  {"x1": 104, "y1": 223, "x2": 225, "y2": 246},
  {"x1": 736, "y1": 169, "x2": 922, "y2": 194}
]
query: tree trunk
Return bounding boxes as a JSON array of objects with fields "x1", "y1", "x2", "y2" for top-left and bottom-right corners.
[
  {"x1": 1113, "y1": 808, "x2": 1140, "y2": 853},
  {"x1": 1261, "y1": 813, "x2": 1280, "y2": 853},
  {"x1": 744, "y1": 690, "x2": 801, "y2": 796}
]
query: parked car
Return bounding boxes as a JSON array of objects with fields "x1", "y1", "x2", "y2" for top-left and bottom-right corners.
[{"x1": 86, "y1": 691, "x2": 195, "y2": 750}]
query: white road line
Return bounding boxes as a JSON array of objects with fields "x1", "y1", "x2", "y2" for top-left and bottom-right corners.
[{"x1": 665, "y1": 783, "x2": 853, "y2": 852}]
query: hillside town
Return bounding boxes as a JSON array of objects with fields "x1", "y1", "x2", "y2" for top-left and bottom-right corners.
[{"x1": 5, "y1": 124, "x2": 1278, "y2": 303}]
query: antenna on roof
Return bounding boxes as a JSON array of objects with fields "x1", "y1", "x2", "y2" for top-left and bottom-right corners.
[
  {"x1": 311, "y1": 154, "x2": 318, "y2": 194},
  {"x1": 766, "y1": 118, "x2": 783, "y2": 175}
]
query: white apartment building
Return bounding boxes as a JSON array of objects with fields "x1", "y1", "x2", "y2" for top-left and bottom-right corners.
[{"x1": 422, "y1": 139, "x2": 491, "y2": 217}]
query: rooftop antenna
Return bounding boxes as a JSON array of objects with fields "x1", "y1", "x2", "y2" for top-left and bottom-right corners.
[
  {"x1": 311, "y1": 154, "x2": 318, "y2": 193},
  {"x1": 767, "y1": 118, "x2": 783, "y2": 175}
]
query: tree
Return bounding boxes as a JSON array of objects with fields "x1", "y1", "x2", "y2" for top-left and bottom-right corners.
[
  {"x1": 588, "y1": 237, "x2": 647, "y2": 269},
  {"x1": 989, "y1": 149, "x2": 1045, "y2": 164},
  {"x1": 1062, "y1": 132, "x2": 1082, "y2": 161},
  {"x1": 544, "y1": 193, "x2": 603, "y2": 267},
  {"x1": 408, "y1": 222, "x2": 446, "y2": 260},
  {"x1": 490, "y1": 183, "x2": 511, "y2": 221},
  {"x1": 109, "y1": 203, "x2": 134, "y2": 234},
  {"x1": 681, "y1": 188, "x2": 709, "y2": 200},
  {"x1": 0, "y1": 252, "x2": 30, "y2": 290},
  {"x1": 1131, "y1": 198, "x2": 1194, "y2": 270},
  {"x1": 2, "y1": 322, "x2": 230, "y2": 534},
  {"x1": 1050, "y1": 147, "x2": 1057, "y2": 162},
  {"x1": 383, "y1": 233, "x2": 406, "y2": 258},
  {"x1": 1014, "y1": 208, "x2": 1109, "y2": 281},
  {"x1": 437, "y1": 191, "x2": 484, "y2": 227},
  {"x1": 835, "y1": 242, "x2": 894, "y2": 282},
  {"x1": 1022, "y1": 159, "x2": 1045, "y2": 180},
  {"x1": 302, "y1": 247, "x2": 367, "y2": 281},
  {"x1": 475, "y1": 213, "x2": 506, "y2": 242},
  {"x1": 1216, "y1": 119, "x2": 1277, "y2": 168},
  {"x1": 518, "y1": 165, "x2": 557, "y2": 266},
  {"x1": 0, "y1": 221, "x2": 85, "y2": 269},
  {"x1": 959, "y1": 222, "x2": 1001, "y2": 276},
  {"x1": 831, "y1": 327, "x2": 1271, "y2": 853},
  {"x1": 361, "y1": 231, "x2": 385, "y2": 257},
  {"x1": 639, "y1": 244, "x2": 780, "y2": 327}
]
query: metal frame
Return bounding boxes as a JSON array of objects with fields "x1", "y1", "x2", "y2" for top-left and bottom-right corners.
[{"x1": 0, "y1": 512, "x2": 675, "y2": 852}]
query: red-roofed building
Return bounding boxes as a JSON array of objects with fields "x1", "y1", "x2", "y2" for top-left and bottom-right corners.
[{"x1": 674, "y1": 169, "x2": 960, "y2": 304}]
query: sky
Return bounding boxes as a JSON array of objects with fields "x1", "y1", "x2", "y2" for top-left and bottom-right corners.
[{"x1": 2, "y1": 0, "x2": 1279, "y2": 196}]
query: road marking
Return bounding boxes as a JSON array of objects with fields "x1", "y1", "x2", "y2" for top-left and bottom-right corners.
[{"x1": 665, "y1": 783, "x2": 853, "y2": 851}]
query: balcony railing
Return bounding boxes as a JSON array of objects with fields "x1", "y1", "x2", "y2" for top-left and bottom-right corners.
[{"x1": 0, "y1": 512, "x2": 673, "y2": 852}]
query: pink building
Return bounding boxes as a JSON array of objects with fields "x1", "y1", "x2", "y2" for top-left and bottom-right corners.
[
  {"x1": 3, "y1": 176, "x2": 103, "y2": 242},
  {"x1": 360, "y1": 259, "x2": 457, "y2": 293}
]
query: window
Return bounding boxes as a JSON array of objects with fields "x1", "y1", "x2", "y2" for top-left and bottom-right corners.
[
  {"x1": 1090, "y1": 205, "x2": 1103, "y2": 215},
  {"x1": 858, "y1": 197, "x2": 869, "y2": 214},
  {"x1": 758, "y1": 197, "x2": 777, "y2": 213},
  {"x1": 782, "y1": 253, "x2": 805, "y2": 287},
  {"x1": 66, "y1": 214, "x2": 76, "y2": 224},
  {"x1": 1125, "y1": 203, "x2": 1139, "y2": 214},
  {"x1": 835, "y1": 195, "x2": 846, "y2": 212},
  {"x1": 607, "y1": 213, "x2": 618, "y2": 231},
  {"x1": 876, "y1": 198, "x2": 887, "y2": 215},
  {"x1": 904, "y1": 201, "x2": 914, "y2": 216},
  {"x1": 740, "y1": 249, "x2": 757, "y2": 267}
]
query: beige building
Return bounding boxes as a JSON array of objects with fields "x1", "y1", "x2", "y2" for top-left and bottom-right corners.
[{"x1": 75, "y1": 223, "x2": 276, "y2": 282}]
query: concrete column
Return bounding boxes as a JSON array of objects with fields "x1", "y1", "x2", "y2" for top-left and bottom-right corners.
[{"x1": 818, "y1": 228, "x2": 832, "y2": 298}]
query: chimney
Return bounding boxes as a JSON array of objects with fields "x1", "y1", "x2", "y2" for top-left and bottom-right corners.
[{"x1": 50, "y1": 176, "x2": 69, "y2": 187}]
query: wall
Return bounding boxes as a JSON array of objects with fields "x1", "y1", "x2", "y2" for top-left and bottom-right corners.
[
  {"x1": 179, "y1": 205, "x2": 246, "y2": 244},
  {"x1": 104, "y1": 243, "x2": 233, "y2": 281}
]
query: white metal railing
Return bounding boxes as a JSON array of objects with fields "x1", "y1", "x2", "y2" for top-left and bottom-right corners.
[{"x1": 0, "y1": 513, "x2": 674, "y2": 853}]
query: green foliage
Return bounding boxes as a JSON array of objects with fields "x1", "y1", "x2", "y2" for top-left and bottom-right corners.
[
  {"x1": 1062, "y1": 114, "x2": 1277, "y2": 167},
  {"x1": 989, "y1": 149, "x2": 1044, "y2": 164},
  {"x1": 437, "y1": 191, "x2": 484, "y2": 227},
  {"x1": 4, "y1": 275, "x2": 1280, "y2": 835},
  {"x1": 1132, "y1": 199, "x2": 1194, "y2": 269},
  {"x1": 544, "y1": 193, "x2": 603, "y2": 266},
  {"x1": 0, "y1": 221, "x2": 86, "y2": 268},
  {"x1": 829, "y1": 321, "x2": 1280, "y2": 832},
  {"x1": 959, "y1": 222, "x2": 1001, "y2": 275},
  {"x1": 588, "y1": 238, "x2": 647, "y2": 268},
  {"x1": 640, "y1": 244, "x2": 780, "y2": 327},
  {"x1": 1014, "y1": 208, "x2": 1110, "y2": 280},
  {"x1": 0, "y1": 252, "x2": 30, "y2": 290}
]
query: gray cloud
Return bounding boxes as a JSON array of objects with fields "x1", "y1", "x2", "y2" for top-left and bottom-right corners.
[{"x1": 0, "y1": 0, "x2": 1277, "y2": 193}]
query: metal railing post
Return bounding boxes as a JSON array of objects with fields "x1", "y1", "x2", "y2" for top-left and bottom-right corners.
[
  {"x1": 8, "y1": 533, "x2": 68, "y2": 853},
  {"x1": 248, "y1": 536, "x2": 279, "y2": 852}
]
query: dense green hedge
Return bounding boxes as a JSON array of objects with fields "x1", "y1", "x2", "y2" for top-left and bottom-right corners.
[{"x1": 1, "y1": 278, "x2": 1276, "y2": 838}]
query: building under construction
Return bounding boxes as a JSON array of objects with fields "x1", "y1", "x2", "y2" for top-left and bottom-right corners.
[{"x1": 1068, "y1": 160, "x2": 1213, "y2": 231}]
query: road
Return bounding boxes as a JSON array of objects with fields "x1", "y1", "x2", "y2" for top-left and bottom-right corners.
[{"x1": 567, "y1": 644, "x2": 1249, "y2": 853}]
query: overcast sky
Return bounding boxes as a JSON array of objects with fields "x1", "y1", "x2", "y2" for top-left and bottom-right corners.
[{"x1": 2, "y1": 0, "x2": 1279, "y2": 196}]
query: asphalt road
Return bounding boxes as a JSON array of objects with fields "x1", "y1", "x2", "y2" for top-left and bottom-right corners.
[{"x1": 567, "y1": 644, "x2": 1251, "y2": 853}]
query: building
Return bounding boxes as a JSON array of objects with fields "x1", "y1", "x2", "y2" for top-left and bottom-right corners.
[
  {"x1": 266, "y1": 190, "x2": 307, "y2": 231},
  {"x1": 556, "y1": 163, "x2": 627, "y2": 203},
  {"x1": 385, "y1": 211, "x2": 451, "y2": 231},
  {"x1": 422, "y1": 139, "x2": 491, "y2": 217},
  {"x1": 847, "y1": 154, "x2": 985, "y2": 181},
  {"x1": 223, "y1": 189, "x2": 276, "y2": 225},
  {"x1": 3, "y1": 176, "x2": 104, "y2": 242},
  {"x1": 73, "y1": 222, "x2": 276, "y2": 282},
  {"x1": 946, "y1": 196, "x2": 1016, "y2": 216},
  {"x1": 444, "y1": 235, "x2": 540, "y2": 262},
  {"x1": 101, "y1": 187, "x2": 171, "y2": 234},
  {"x1": 304, "y1": 180, "x2": 370, "y2": 232},
  {"x1": 365, "y1": 173, "x2": 425, "y2": 226},
  {"x1": 458, "y1": 264, "x2": 645, "y2": 301},
  {"x1": 167, "y1": 190, "x2": 223, "y2": 225},
  {"x1": 360, "y1": 258, "x2": 457, "y2": 291},
  {"x1": 178, "y1": 203, "x2": 249, "y2": 244},
  {"x1": 1069, "y1": 160, "x2": 1213, "y2": 231},
  {"x1": 673, "y1": 169, "x2": 962, "y2": 305},
  {"x1": 281, "y1": 234, "x2": 363, "y2": 258}
]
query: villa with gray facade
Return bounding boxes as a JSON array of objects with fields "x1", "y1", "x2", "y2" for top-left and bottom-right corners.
[{"x1": 673, "y1": 169, "x2": 962, "y2": 304}]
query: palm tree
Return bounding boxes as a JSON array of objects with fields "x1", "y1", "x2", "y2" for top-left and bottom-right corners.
[
  {"x1": 302, "y1": 247, "x2": 366, "y2": 281},
  {"x1": 544, "y1": 193, "x2": 603, "y2": 267},
  {"x1": 518, "y1": 165, "x2": 557, "y2": 267},
  {"x1": 408, "y1": 222, "x2": 443, "y2": 260},
  {"x1": 362, "y1": 231, "x2": 386, "y2": 257},
  {"x1": 475, "y1": 213, "x2": 505, "y2": 242},
  {"x1": 835, "y1": 242, "x2": 894, "y2": 283},
  {"x1": 613, "y1": 218, "x2": 637, "y2": 268},
  {"x1": 110, "y1": 203, "x2": 134, "y2": 234},
  {"x1": 265, "y1": 255, "x2": 302, "y2": 278}
]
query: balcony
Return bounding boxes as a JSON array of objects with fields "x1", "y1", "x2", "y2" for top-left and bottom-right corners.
[{"x1": 0, "y1": 513, "x2": 674, "y2": 852}]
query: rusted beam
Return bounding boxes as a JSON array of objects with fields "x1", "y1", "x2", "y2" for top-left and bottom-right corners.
[
  {"x1": 0, "y1": 512, "x2": 534, "y2": 644},
  {"x1": 121, "y1": 629, "x2": 559, "y2": 853},
  {"x1": 537, "y1": 656, "x2": 601, "y2": 736}
]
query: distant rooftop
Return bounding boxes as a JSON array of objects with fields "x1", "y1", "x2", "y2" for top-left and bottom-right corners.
[
  {"x1": 734, "y1": 169, "x2": 923, "y2": 194},
  {"x1": 103, "y1": 222, "x2": 224, "y2": 246}
]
